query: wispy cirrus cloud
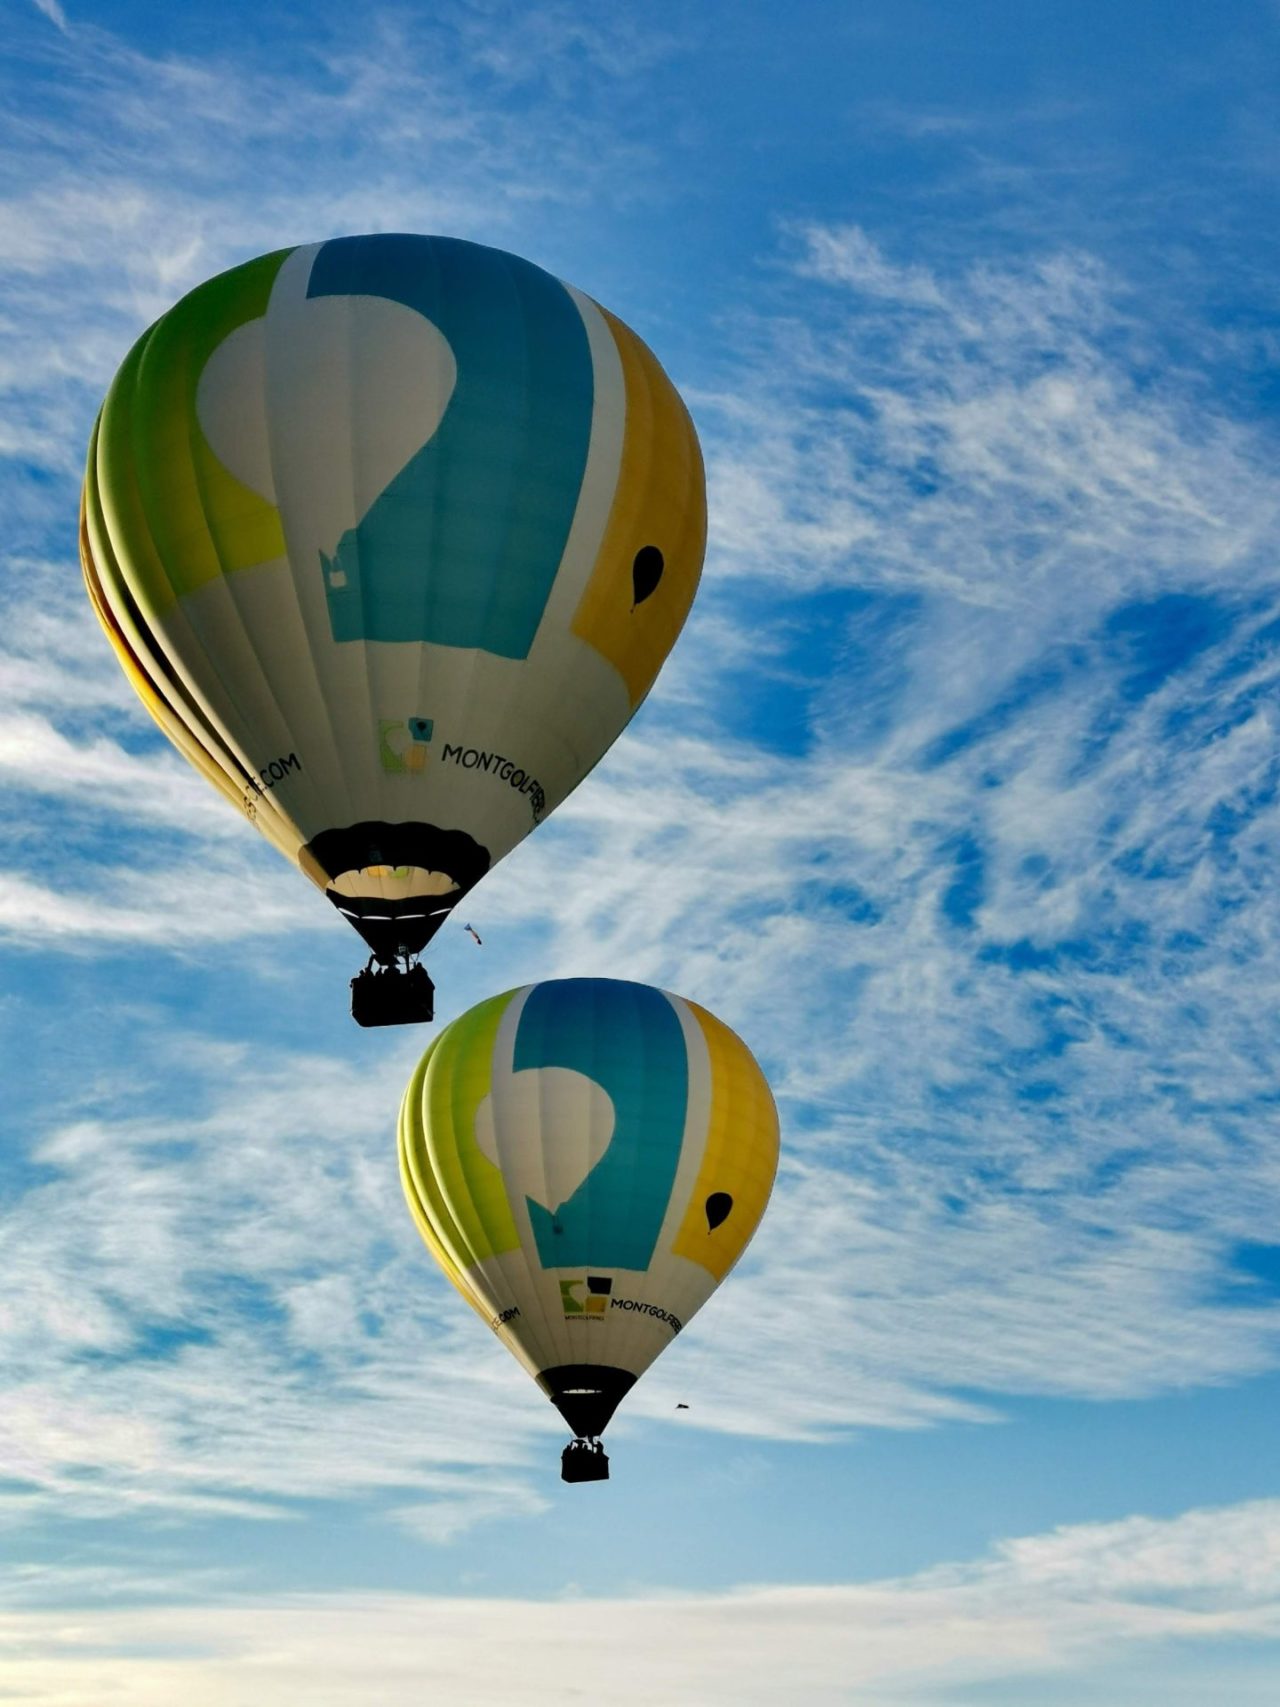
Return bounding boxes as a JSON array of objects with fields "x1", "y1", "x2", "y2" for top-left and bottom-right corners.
[
  {"x1": 0, "y1": 1035, "x2": 558, "y2": 1537},
  {"x1": 0, "y1": 858, "x2": 313, "y2": 948},
  {"x1": 0, "y1": 2, "x2": 688, "y2": 506},
  {"x1": 4, "y1": 1, "x2": 1280, "y2": 1622},
  {"x1": 26, "y1": 0, "x2": 68, "y2": 35},
  {"x1": 3, "y1": 217, "x2": 1280, "y2": 1471},
  {"x1": 706, "y1": 225, "x2": 1276, "y2": 613}
]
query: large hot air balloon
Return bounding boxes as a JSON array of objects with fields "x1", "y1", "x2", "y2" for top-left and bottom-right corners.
[
  {"x1": 81, "y1": 236, "x2": 705, "y2": 1023},
  {"x1": 398, "y1": 978, "x2": 779, "y2": 1481}
]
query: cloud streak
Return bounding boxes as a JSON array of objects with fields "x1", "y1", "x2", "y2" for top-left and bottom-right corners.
[
  {"x1": 2, "y1": 1497, "x2": 1279, "y2": 1703},
  {"x1": 27, "y1": 0, "x2": 68, "y2": 35}
]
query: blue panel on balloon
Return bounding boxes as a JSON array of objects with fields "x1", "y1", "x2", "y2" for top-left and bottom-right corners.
[
  {"x1": 308, "y1": 233, "x2": 595, "y2": 658},
  {"x1": 515, "y1": 979, "x2": 688, "y2": 1271}
]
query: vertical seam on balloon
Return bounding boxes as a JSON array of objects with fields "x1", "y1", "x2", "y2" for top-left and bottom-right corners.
[
  {"x1": 185, "y1": 319, "x2": 309, "y2": 863},
  {"x1": 440, "y1": 1011, "x2": 470, "y2": 1271},
  {"x1": 491, "y1": 247, "x2": 539, "y2": 817},
  {"x1": 488, "y1": 986, "x2": 556, "y2": 1386},
  {"x1": 450, "y1": 995, "x2": 494, "y2": 1264},
  {"x1": 486, "y1": 251, "x2": 525, "y2": 846},
  {"x1": 432, "y1": 239, "x2": 491, "y2": 907},
  {"x1": 662, "y1": 392, "x2": 707, "y2": 726},
  {"x1": 581, "y1": 978, "x2": 605, "y2": 1378},
  {"x1": 481, "y1": 246, "x2": 519, "y2": 683},
  {"x1": 531, "y1": 982, "x2": 574, "y2": 1374},
  {"x1": 526, "y1": 285, "x2": 626, "y2": 795},
  {"x1": 140, "y1": 302, "x2": 295, "y2": 852},
  {"x1": 400, "y1": 1051, "x2": 459, "y2": 1299},
  {"x1": 83, "y1": 523, "x2": 267, "y2": 828},
  {"x1": 627, "y1": 333, "x2": 661, "y2": 709},
  {"x1": 139, "y1": 310, "x2": 275, "y2": 795},
  {"x1": 477, "y1": 990, "x2": 542, "y2": 1372},
  {"x1": 101, "y1": 338, "x2": 284, "y2": 836},
  {"x1": 456, "y1": 246, "x2": 522, "y2": 902},
  {"x1": 101, "y1": 322, "x2": 247, "y2": 809},
  {"x1": 408, "y1": 238, "x2": 447, "y2": 911},
  {"x1": 282, "y1": 237, "x2": 376, "y2": 868},
  {"x1": 344, "y1": 248, "x2": 382, "y2": 864},
  {"x1": 641, "y1": 982, "x2": 665, "y2": 1269},
  {"x1": 446, "y1": 244, "x2": 497, "y2": 927},
  {"x1": 444, "y1": 1011, "x2": 508, "y2": 1321},
  {"x1": 258, "y1": 246, "x2": 353, "y2": 873},
  {"x1": 106, "y1": 326, "x2": 237, "y2": 765},
  {"x1": 452, "y1": 997, "x2": 519, "y2": 1297},
  {"x1": 84, "y1": 436, "x2": 240, "y2": 796},
  {"x1": 421, "y1": 1024, "x2": 498, "y2": 1316},
  {"x1": 400, "y1": 1042, "x2": 487, "y2": 1317},
  {"x1": 571, "y1": 303, "x2": 635, "y2": 776},
  {"x1": 606, "y1": 986, "x2": 638, "y2": 1385},
  {"x1": 655, "y1": 992, "x2": 708, "y2": 1330}
]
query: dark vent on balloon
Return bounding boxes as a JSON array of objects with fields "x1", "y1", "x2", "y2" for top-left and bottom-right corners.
[
  {"x1": 631, "y1": 546, "x2": 664, "y2": 608},
  {"x1": 705, "y1": 1192, "x2": 733, "y2": 1231}
]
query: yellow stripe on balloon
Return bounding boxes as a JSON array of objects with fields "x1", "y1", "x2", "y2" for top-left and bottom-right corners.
[
  {"x1": 670, "y1": 1001, "x2": 779, "y2": 1281},
  {"x1": 569, "y1": 306, "x2": 705, "y2": 707},
  {"x1": 423, "y1": 989, "x2": 522, "y2": 1265},
  {"x1": 82, "y1": 483, "x2": 222, "y2": 786},
  {"x1": 397, "y1": 1041, "x2": 489, "y2": 1318},
  {"x1": 82, "y1": 432, "x2": 243, "y2": 799},
  {"x1": 82, "y1": 427, "x2": 303, "y2": 871}
]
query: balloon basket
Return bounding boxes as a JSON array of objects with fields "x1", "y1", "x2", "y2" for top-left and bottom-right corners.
[
  {"x1": 350, "y1": 962, "x2": 435, "y2": 1027},
  {"x1": 561, "y1": 1439, "x2": 610, "y2": 1483}
]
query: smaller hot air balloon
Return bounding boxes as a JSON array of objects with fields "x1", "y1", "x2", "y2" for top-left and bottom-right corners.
[{"x1": 398, "y1": 978, "x2": 779, "y2": 1481}]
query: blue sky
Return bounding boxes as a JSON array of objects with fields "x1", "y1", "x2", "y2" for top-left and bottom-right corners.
[{"x1": 5, "y1": 0, "x2": 1280, "y2": 1700}]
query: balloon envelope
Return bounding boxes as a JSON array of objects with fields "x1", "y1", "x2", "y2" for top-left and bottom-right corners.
[
  {"x1": 398, "y1": 978, "x2": 779, "y2": 1440},
  {"x1": 81, "y1": 235, "x2": 705, "y2": 967}
]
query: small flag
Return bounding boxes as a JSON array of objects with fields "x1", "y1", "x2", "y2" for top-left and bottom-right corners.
[{"x1": 464, "y1": 923, "x2": 483, "y2": 946}]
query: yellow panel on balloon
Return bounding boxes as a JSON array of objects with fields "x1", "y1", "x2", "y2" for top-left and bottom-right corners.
[
  {"x1": 570, "y1": 307, "x2": 706, "y2": 708},
  {"x1": 671, "y1": 1002, "x2": 779, "y2": 1282},
  {"x1": 397, "y1": 1038, "x2": 486, "y2": 1316}
]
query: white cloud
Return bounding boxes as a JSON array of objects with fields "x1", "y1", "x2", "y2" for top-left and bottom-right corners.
[
  {"x1": 0, "y1": 855, "x2": 315, "y2": 948},
  {"x1": 0, "y1": 1035, "x2": 567, "y2": 1533},
  {"x1": 0, "y1": 711, "x2": 246, "y2": 837},
  {"x1": 797, "y1": 221, "x2": 948, "y2": 307},
  {"x1": 704, "y1": 224, "x2": 1277, "y2": 621},
  {"x1": 1, "y1": 1497, "x2": 1278, "y2": 1703},
  {"x1": 28, "y1": 0, "x2": 68, "y2": 34}
]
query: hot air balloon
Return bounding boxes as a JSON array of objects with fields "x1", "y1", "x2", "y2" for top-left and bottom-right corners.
[
  {"x1": 81, "y1": 236, "x2": 706, "y2": 1024},
  {"x1": 398, "y1": 978, "x2": 779, "y2": 1482}
]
